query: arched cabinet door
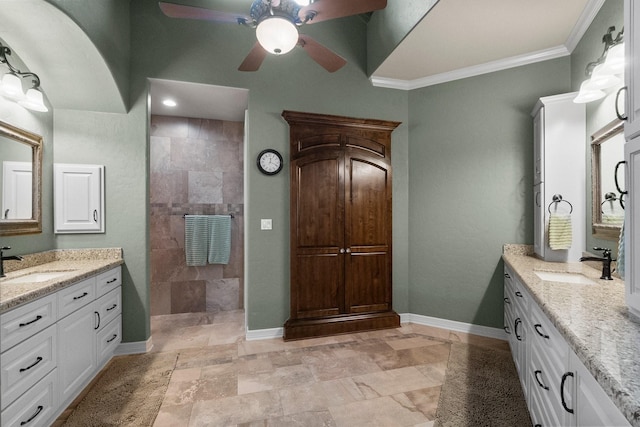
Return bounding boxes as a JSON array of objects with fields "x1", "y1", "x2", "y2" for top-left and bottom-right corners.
[{"x1": 283, "y1": 110, "x2": 400, "y2": 341}]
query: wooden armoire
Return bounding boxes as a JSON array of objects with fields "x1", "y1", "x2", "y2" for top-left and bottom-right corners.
[{"x1": 282, "y1": 110, "x2": 401, "y2": 340}]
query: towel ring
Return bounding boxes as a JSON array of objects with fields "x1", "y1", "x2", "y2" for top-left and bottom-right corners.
[
  {"x1": 548, "y1": 194, "x2": 573, "y2": 214},
  {"x1": 601, "y1": 192, "x2": 618, "y2": 213}
]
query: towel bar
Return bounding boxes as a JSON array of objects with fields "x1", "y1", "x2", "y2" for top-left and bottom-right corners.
[{"x1": 547, "y1": 194, "x2": 573, "y2": 214}]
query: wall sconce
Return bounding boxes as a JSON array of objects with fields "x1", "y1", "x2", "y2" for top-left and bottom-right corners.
[
  {"x1": 0, "y1": 42, "x2": 48, "y2": 112},
  {"x1": 574, "y1": 26, "x2": 624, "y2": 104}
]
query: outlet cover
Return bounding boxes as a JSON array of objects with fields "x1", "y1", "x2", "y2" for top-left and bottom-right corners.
[{"x1": 261, "y1": 219, "x2": 272, "y2": 230}]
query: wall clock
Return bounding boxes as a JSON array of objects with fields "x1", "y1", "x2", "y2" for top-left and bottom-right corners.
[{"x1": 257, "y1": 149, "x2": 283, "y2": 175}]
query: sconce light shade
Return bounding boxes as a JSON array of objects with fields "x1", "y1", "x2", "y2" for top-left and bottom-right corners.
[
  {"x1": 0, "y1": 73, "x2": 24, "y2": 101},
  {"x1": 600, "y1": 42, "x2": 625, "y2": 75},
  {"x1": 19, "y1": 87, "x2": 48, "y2": 112},
  {"x1": 256, "y1": 16, "x2": 299, "y2": 55},
  {"x1": 574, "y1": 80, "x2": 605, "y2": 104},
  {"x1": 585, "y1": 63, "x2": 621, "y2": 90}
]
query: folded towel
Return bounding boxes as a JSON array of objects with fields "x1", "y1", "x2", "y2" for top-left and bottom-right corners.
[
  {"x1": 185, "y1": 215, "x2": 210, "y2": 266},
  {"x1": 618, "y1": 217, "x2": 625, "y2": 278},
  {"x1": 548, "y1": 213, "x2": 572, "y2": 250},
  {"x1": 602, "y1": 213, "x2": 625, "y2": 225},
  {"x1": 207, "y1": 215, "x2": 231, "y2": 265}
]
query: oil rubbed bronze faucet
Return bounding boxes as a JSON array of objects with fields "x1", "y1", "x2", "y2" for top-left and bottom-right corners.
[
  {"x1": 0, "y1": 246, "x2": 23, "y2": 278},
  {"x1": 579, "y1": 247, "x2": 614, "y2": 280}
]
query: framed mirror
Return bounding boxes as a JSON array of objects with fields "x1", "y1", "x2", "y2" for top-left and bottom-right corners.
[
  {"x1": 0, "y1": 120, "x2": 42, "y2": 235},
  {"x1": 591, "y1": 118, "x2": 625, "y2": 240}
]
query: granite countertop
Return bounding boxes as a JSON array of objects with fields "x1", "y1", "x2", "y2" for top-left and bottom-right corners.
[
  {"x1": 503, "y1": 245, "x2": 640, "y2": 426},
  {"x1": 0, "y1": 248, "x2": 124, "y2": 313}
]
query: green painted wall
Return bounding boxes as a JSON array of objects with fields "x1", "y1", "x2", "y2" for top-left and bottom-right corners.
[{"x1": 407, "y1": 58, "x2": 572, "y2": 327}]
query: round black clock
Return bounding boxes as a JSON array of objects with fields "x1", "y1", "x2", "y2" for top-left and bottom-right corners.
[{"x1": 257, "y1": 149, "x2": 283, "y2": 175}]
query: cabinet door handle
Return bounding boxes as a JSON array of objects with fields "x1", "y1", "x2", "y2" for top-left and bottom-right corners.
[
  {"x1": 73, "y1": 292, "x2": 88, "y2": 300},
  {"x1": 514, "y1": 318, "x2": 522, "y2": 341},
  {"x1": 106, "y1": 303, "x2": 118, "y2": 312},
  {"x1": 93, "y1": 209, "x2": 98, "y2": 222},
  {"x1": 534, "y1": 324, "x2": 549, "y2": 339},
  {"x1": 534, "y1": 370, "x2": 549, "y2": 390},
  {"x1": 95, "y1": 311, "x2": 101, "y2": 330},
  {"x1": 107, "y1": 333, "x2": 118, "y2": 343},
  {"x1": 535, "y1": 190, "x2": 541, "y2": 207},
  {"x1": 616, "y1": 86, "x2": 628, "y2": 121},
  {"x1": 615, "y1": 161, "x2": 628, "y2": 195},
  {"x1": 19, "y1": 356, "x2": 43, "y2": 373},
  {"x1": 560, "y1": 372, "x2": 574, "y2": 414},
  {"x1": 20, "y1": 405, "x2": 43, "y2": 426},
  {"x1": 19, "y1": 315, "x2": 42, "y2": 327}
]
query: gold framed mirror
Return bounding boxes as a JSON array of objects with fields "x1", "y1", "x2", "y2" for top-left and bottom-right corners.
[
  {"x1": 0, "y1": 120, "x2": 42, "y2": 235},
  {"x1": 591, "y1": 118, "x2": 624, "y2": 240}
]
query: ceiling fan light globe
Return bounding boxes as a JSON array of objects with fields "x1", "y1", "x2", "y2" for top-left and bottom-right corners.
[{"x1": 256, "y1": 17, "x2": 298, "y2": 55}]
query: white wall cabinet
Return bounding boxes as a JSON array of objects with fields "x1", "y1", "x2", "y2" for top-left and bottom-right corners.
[
  {"x1": 54, "y1": 163, "x2": 104, "y2": 234},
  {"x1": 0, "y1": 266, "x2": 122, "y2": 427},
  {"x1": 531, "y1": 94, "x2": 586, "y2": 262},
  {"x1": 504, "y1": 273, "x2": 630, "y2": 426},
  {"x1": 624, "y1": 0, "x2": 640, "y2": 140}
]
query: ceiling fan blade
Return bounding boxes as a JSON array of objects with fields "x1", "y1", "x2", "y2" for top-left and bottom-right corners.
[
  {"x1": 299, "y1": 0, "x2": 387, "y2": 24},
  {"x1": 238, "y1": 42, "x2": 268, "y2": 72},
  {"x1": 298, "y1": 35, "x2": 346, "y2": 73},
  {"x1": 159, "y1": 2, "x2": 250, "y2": 24}
]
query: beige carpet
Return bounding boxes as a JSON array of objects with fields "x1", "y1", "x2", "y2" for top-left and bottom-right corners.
[
  {"x1": 63, "y1": 352, "x2": 178, "y2": 426},
  {"x1": 434, "y1": 342, "x2": 532, "y2": 427}
]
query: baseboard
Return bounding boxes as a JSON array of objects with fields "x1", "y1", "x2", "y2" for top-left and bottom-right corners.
[
  {"x1": 115, "y1": 336, "x2": 153, "y2": 355},
  {"x1": 401, "y1": 313, "x2": 507, "y2": 341},
  {"x1": 245, "y1": 327, "x2": 284, "y2": 341},
  {"x1": 246, "y1": 313, "x2": 506, "y2": 341}
]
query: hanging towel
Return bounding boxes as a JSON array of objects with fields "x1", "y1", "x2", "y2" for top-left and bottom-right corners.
[
  {"x1": 618, "y1": 217, "x2": 625, "y2": 278},
  {"x1": 548, "y1": 213, "x2": 572, "y2": 250},
  {"x1": 185, "y1": 215, "x2": 210, "y2": 266},
  {"x1": 207, "y1": 215, "x2": 232, "y2": 265}
]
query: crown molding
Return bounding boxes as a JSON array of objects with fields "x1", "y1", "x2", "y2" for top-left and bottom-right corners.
[{"x1": 370, "y1": 0, "x2": 605, "y2": 91}]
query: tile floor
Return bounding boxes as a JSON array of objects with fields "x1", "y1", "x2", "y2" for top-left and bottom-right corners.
[{"x1": 150, "y1": 311, "x2": 510, "y2": 427}]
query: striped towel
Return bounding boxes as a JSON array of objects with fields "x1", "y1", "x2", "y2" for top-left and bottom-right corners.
[
  {"x1": 207, "y1": 215, "x2": 231, "y2": 265},
  {"x1": 618, "y1": 217, "x2": 625, "y2": 278},
  {"x1": 548, "y1": 213, "x2": 572, "y2": 250},
  {"x1": 185, "y1": 215, "x2": 210, "y2": 266}
]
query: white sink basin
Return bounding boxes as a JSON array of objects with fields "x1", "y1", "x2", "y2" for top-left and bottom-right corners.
[
  {"x1": 2, "y1": 271, "x2": 73, "y2": 284},
  {"x1": 534, "y1": 271, "x2": 597, "y2": 285}
]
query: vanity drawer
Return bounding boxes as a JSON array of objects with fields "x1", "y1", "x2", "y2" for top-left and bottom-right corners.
[
  {"x1": 1, "y1": 368, "x2": 57, "y2": 427},
  {"x1": 96, "y1": 267, "x2": 121, "y2": 298},
  {"x1": 530, "y1": 300, "x2": 568, "y2": 367},
  {"x1": 96, "y1": 315, "x2": 121, "y2": 369},
  {"x1": 0, "y1": 294, "x2": 57, "y2": 353},
  {"x1": 95, "y1": 286, "x2": 121, "y2": 331},
  {"x1": 57, "y1": 276, "x2": 96, "y2": 319},
  {"x1": 0, "y1": 324, "x2": 56, "y2": 411}
]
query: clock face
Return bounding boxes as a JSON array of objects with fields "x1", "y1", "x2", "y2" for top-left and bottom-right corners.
[{"x1": 257, "y1": 149, "x2": 283, "y2": 175}]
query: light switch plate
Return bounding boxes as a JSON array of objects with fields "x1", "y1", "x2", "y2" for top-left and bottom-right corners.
[{"x1": 261, "y1": 219, "x2": 272, "y2": 230}]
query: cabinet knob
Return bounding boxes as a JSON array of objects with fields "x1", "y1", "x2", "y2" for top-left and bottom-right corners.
[
  {"x1": 346, "y1": 248, "x2": 351, "y2": 253},
  {"x1": 339, "y1": 248, "x2": 345, "y2": 254}
]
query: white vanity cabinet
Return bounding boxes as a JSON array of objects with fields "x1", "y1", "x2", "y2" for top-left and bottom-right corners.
[
  {"x1": 504, "y1": 272, "x2": 631, "y2": 426},
  {"x1": 0, "y1": 265, "x2": 122, "y2": 427},
  {"x1": 625, "y1": 137, "x2": 640, "y2": 318},
  {"x1": 54, "y1": 163, "x2": 105, "y2": 234},
  {"x1": 504, "y1": 266, "x2": 529, "y2": 398},
  {"x1": 531, "y1": 94, "x2": 586, "y2": 262},
  {"x1": 624, "y1": 0, "x2": 640, "y2": 140}
]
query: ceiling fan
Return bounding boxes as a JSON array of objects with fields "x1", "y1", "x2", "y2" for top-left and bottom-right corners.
[{"x1": 159, "y1": 0, "x2": 387, "y2": 72}]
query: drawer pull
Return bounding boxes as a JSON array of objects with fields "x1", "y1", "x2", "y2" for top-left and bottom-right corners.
[
  {"x1": 20, "y1": 405, "x2": 43, "y2": 426},
  {"x1": 515, "y1": 291, "x2": 523, "y2": 298},
  {"x1": 534, "y1": 370, "x2": 549, "y2": 390},
  {"x1": 19, "y1": 315, "x2": 43, "y2": 327},
  {"x1": 561, "y1": 372, "x2": 574, "y2": 414},
  {"x1": 534, "y1": 324, "x2": 549, "y2": 339},
  {"x1": 503, "y1": 326, "x2": 511, "y2": 334},
  {"x1": 504, "y1": 297, "x2": 511, "y2": 304},
  {"x1": 106, "y1": 278, "x2": 117, "y2": 284},
  {"x1": 514, "y1": 318, "x2": 522, "y2": 341},
  {"x1": 106, "y1": 303, "x2": 118, "y2": 312},
  {"x1": 504, "y1": 273, "x2": 511, "y2": 278},
  {"x1": 106, "y1": 334, "x2": 118, "y2": 343},
  {"x1": 19, "y1": 356, "x2": 43, "y2": 373},
  {"x1": 73, "y1": 292, "x2": 88, "y2": 300}
]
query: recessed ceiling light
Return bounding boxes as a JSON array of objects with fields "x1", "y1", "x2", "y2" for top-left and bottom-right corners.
[
  {"x1": 295, "y1": 0, "x2": 311, "y2": 5},
  {"x1": 162, "y1": 99, "x2": 177, "y2": 107}
]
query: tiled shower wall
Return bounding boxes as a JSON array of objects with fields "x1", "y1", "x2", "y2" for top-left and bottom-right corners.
[{"x1": 149, "y1": 115, "x2": 244, "y2": 316}]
